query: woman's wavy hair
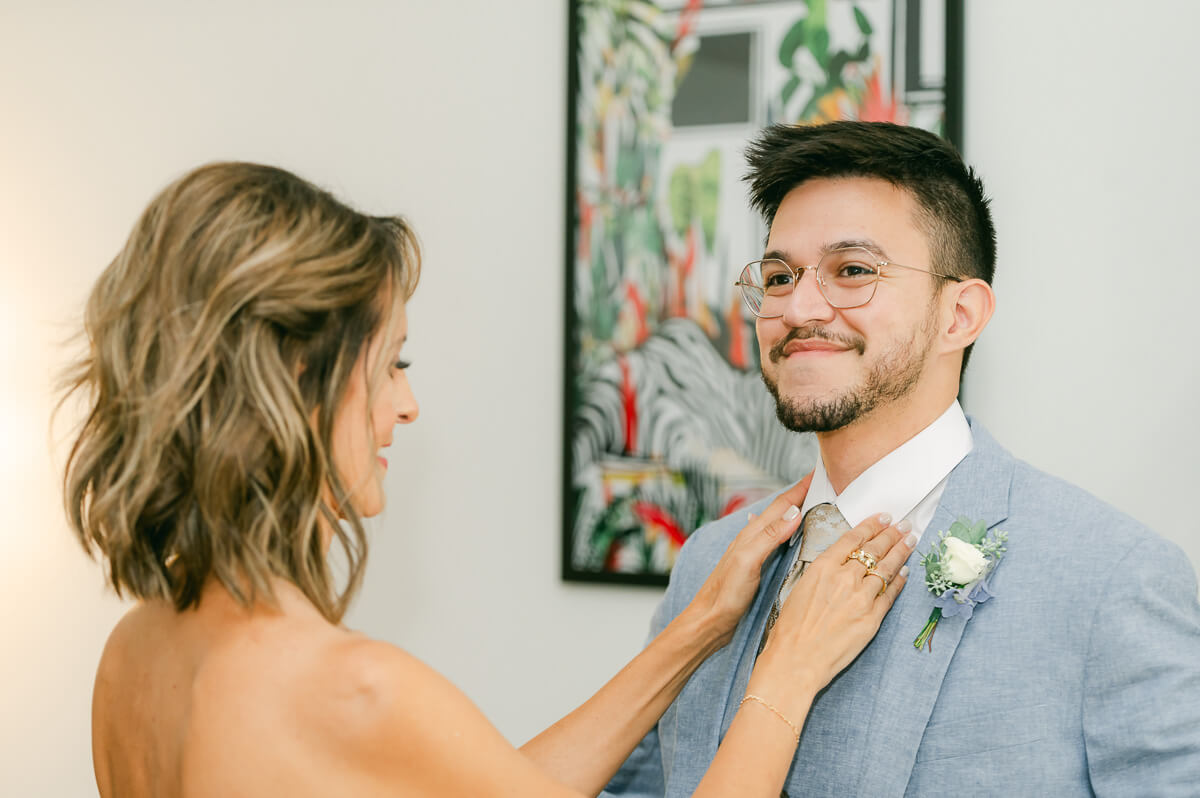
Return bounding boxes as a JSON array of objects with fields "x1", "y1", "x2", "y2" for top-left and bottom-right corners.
[{"x1": 59, "y1": 162, "x2": 420, "y2": 622}]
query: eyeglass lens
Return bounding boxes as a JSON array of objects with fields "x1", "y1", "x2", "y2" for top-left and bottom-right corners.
[{"x1": 740, "y1": 247, "x2": 880, "y2": 314}]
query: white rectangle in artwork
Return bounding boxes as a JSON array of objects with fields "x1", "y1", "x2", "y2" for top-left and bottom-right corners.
[{"x1": 920, "y1": 0, "x2": 946, "y2": 87}]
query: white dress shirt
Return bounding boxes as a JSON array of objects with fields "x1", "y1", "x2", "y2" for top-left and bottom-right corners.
[{"x1": 796, "y1": 400, "x2": 974, "y2": 545}]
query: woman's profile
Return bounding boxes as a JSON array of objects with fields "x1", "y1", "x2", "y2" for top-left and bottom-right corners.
[{"x1": 61, "y1": 162, "x2": 912, "y2": 797}]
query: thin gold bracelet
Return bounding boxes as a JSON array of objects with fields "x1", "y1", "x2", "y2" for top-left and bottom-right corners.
[{"x1": 740, "y1": 693, "x2": 800, "y2": 743}]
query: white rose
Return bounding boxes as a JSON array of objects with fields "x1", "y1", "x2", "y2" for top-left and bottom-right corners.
[{"x1": 941, "y1": 537, "x2": 989, "y2": 584}]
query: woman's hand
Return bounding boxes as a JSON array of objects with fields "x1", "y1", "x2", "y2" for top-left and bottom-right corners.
[
  {"x1": 749, "y1": 514, "x2": 913, "y2": 716},
  {"x1": 518, "y1": 475, "x2": 813, "y2": 794},
  {"x1": 679, "y1": 473, "x2": 814, "y2": 652}
]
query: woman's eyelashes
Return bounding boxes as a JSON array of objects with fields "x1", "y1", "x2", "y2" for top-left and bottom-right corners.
[{"x1": 393, "y1": 357, "x2": 411, "y2": 371}]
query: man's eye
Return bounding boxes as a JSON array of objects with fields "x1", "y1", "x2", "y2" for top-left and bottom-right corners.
[
  {"x1": 763, "y1": 271, "x2": 794, "y2": 288},
  {"x1": 836, "y1": 262, "x2": 879, "y2": 279}
]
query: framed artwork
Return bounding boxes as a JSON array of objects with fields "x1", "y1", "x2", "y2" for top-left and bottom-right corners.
[{"x1": 562, "y1": 0, "x2": 965, "y2": 585}]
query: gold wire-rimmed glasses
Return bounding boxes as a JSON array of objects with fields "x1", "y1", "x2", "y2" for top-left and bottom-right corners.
[{"x1": 734, "y1": 246, "x2": 961, "y2": 318}]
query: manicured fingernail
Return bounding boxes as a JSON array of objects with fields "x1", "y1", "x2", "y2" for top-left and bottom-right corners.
[
  {"x1": 904, "y1": 533, "x2": 918, "y2": 547},
  {"x1": 895, "y1": 519, "x2": 912, "y2": 533},
  {"x1": 900, "y1": 565, "x2": 909, "y2": 578},
  {"x1": 877, "y1": 512, "x2": 892, "y2": 525},
  {"x1": 783, "y1": 505, "x2": 800, "y2": 521}
]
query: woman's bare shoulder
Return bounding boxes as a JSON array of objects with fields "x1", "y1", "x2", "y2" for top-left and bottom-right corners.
[
  {"x1": 301, "y1": 633, "x2": 451, "y2": 743},
  {"x1": 296, "y1": 635, "x2": 579, "y2": 796},
  {"x1": 299, "y1": 635, "x2": 486, "y2": 763}
]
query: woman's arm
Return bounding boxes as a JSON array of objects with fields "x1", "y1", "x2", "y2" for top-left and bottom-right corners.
[
  {"x1": 324, "y1": 505, "x2": 908, "y2": 797},
  {"x1": 518, "y1": 475, "x2": 814, "y2": 794},
  {"x1": 520, "y1": 488, "x2": 912, "y2": 797},
  {"x1": 312, "y1": 474, "x2": 810, "y2": 797},
  {"x1": 693, "y1": 514, "x2": 912, "y2": 797}
]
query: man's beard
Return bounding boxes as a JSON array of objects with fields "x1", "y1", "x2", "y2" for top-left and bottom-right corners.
[{"x1": 760, "y1": 320, "x2": 934, "y2": 433}]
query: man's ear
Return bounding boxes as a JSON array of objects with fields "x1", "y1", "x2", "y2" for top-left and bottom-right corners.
[{"x1": 941, "y1": 278, "x2": 995, "y2": 352}]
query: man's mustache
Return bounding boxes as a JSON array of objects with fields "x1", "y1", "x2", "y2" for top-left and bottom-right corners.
[{"x1": 768, "y1": 327, "x2": 866, "y2": 362}]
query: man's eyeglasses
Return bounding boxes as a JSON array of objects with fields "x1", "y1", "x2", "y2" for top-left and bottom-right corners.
[{"x1": 734, "y1": 246, "x2": 961, "y2": 318}]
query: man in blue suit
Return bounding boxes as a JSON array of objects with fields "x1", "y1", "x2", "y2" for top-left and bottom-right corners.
[{"x1": 604, "y1": 122, "x2": 1200, "y2": 797}]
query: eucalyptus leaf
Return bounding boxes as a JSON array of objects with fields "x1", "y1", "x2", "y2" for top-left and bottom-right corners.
[{"x1": 949, "y1": 516, "x2": 988, "y2": 545}]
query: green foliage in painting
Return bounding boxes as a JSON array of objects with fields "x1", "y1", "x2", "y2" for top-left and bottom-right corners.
[
  {"x1": 667, "y1": 150, "x2": 721, "y2": 251},
  {"x1": 854, "y1": 6, "x2": 873, "y2": 35},
  {"x1": 773, "y1": 0, "x2": 877, "y2": 123}
]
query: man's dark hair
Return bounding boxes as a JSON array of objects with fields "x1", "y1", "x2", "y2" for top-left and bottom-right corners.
[{"x1": 744, "y1": 121, "x2": 996, "y2": 374}]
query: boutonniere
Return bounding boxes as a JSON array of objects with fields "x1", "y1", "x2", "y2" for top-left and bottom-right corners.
[{"x1": 913, "y1": 517, "x2": 1007, "y2": 651}]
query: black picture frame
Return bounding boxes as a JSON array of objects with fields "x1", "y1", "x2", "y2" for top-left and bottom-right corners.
[{"x1": 563, "y1": 0, "x2": 965, "y2": 586}]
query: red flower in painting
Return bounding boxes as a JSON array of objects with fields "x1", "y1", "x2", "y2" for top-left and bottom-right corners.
[
  {"x1": 721, "y1": 494, "x2": 749, "y2": 518},
  {"x1": 624, "y1": 282, "x2": 649, "y2": 345},
  {"x1": 618, "y1": 356, "x2": 637, "y2": 455},
  {"x1": 856, "y1": 69, "x2": 907, "y2": 124},
  {"x1": 673, "y1": 0, "x2": 703, "y2": 48},
  {"x1": 633, "y1": 501, "x2": 688, "y2": 548}
]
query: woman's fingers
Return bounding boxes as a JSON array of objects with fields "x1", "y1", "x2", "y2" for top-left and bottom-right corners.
[
  {"x1": 856, "y1": 521, "x2": 907, "y2": 566},
  {"x1": 873, "y1": 565, "x2": 907, "y2": 613},
  {"x1": 682, "y1": 473, "x2": 816, "y2": 642},
  {"x1": 834, "y1": 517, "x2": 915, "y2": 608},
  {"x1": 749, "y1": 511, "x2": 917, "y2": 712},
  {"x1": 790, "y1": 513, "x2": 915, "y2": 619},
  {"x1": 727, "y1": 472, "x2": 814, "y2": 563},
  {"x1": 866, "y1": 523, "x2": 914, "y2": 584},
  {"x1": 774, "y1": 472, "x2": 814, "y2": 516},
  {"x1": 821, "y1": 512, "x2": 893, "y2": 566},
  {"x1": 767, "y1": 518, "x2": 911, "y2": 652}
]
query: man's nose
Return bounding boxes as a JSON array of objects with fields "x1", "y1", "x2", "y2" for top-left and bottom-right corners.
[{"x1": 780, "y1": 267, "x2": 836, "y2": 327}]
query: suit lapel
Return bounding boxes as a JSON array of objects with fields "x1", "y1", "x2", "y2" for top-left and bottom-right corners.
[{"x1": 847, "y1": 422, "x2": 1015, "y2": 795}]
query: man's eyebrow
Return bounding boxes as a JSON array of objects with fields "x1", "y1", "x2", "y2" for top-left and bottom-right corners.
[
  {"x1": 823, "y1": 238, "x2": 887, "y2": 258},
  {"x1": 762, "y1": 239, "x2": 889, "y2": 263}
]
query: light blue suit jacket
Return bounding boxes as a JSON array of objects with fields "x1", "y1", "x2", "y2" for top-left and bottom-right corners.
[{"x1": 604, "y1": 421, "x2": 1200, "y2": 797}]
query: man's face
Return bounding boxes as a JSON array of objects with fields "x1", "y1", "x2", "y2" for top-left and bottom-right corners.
[{"x1": 757, "y1": 177, "x2": 941, "y2": 433}]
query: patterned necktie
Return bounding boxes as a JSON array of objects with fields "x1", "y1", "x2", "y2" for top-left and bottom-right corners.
[{"x1": 757, "y1": 503, "x2": 851, "y2": 653}]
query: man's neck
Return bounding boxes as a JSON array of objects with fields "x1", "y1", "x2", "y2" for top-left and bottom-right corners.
[{"x1": 817, "y1": 389, "x2": 958, "y2": 494}]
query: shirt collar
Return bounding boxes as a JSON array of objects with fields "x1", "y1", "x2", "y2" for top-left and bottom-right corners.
[{"x1": 800, "y1": 400, "x2": 973, "y2": 529}]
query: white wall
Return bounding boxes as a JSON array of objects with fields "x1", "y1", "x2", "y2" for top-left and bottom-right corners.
[
  {"x1": 1, "y1": 2, "x2": 1196, "y2": 795},
  {"x1": 963, "y1": 4, "x2": 1200, "y2": 565}
]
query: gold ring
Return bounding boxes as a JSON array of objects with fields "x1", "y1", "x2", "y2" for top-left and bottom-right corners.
[
  {"x1": 845, "y1": 548, "x2": 877, "y2": 570},
  {"x1": 864, "y1": 569, "x2": 888, "y2": 595}
]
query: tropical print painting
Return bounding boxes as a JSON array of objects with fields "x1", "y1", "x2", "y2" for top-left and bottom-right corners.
[{"x1": 565, "y1": 0, "x2": 957, "y2": 582}]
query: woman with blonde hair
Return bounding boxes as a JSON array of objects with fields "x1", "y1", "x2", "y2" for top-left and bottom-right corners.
[{"x1": 62, "y1": 161, "x2": 913, "y2": 797}]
